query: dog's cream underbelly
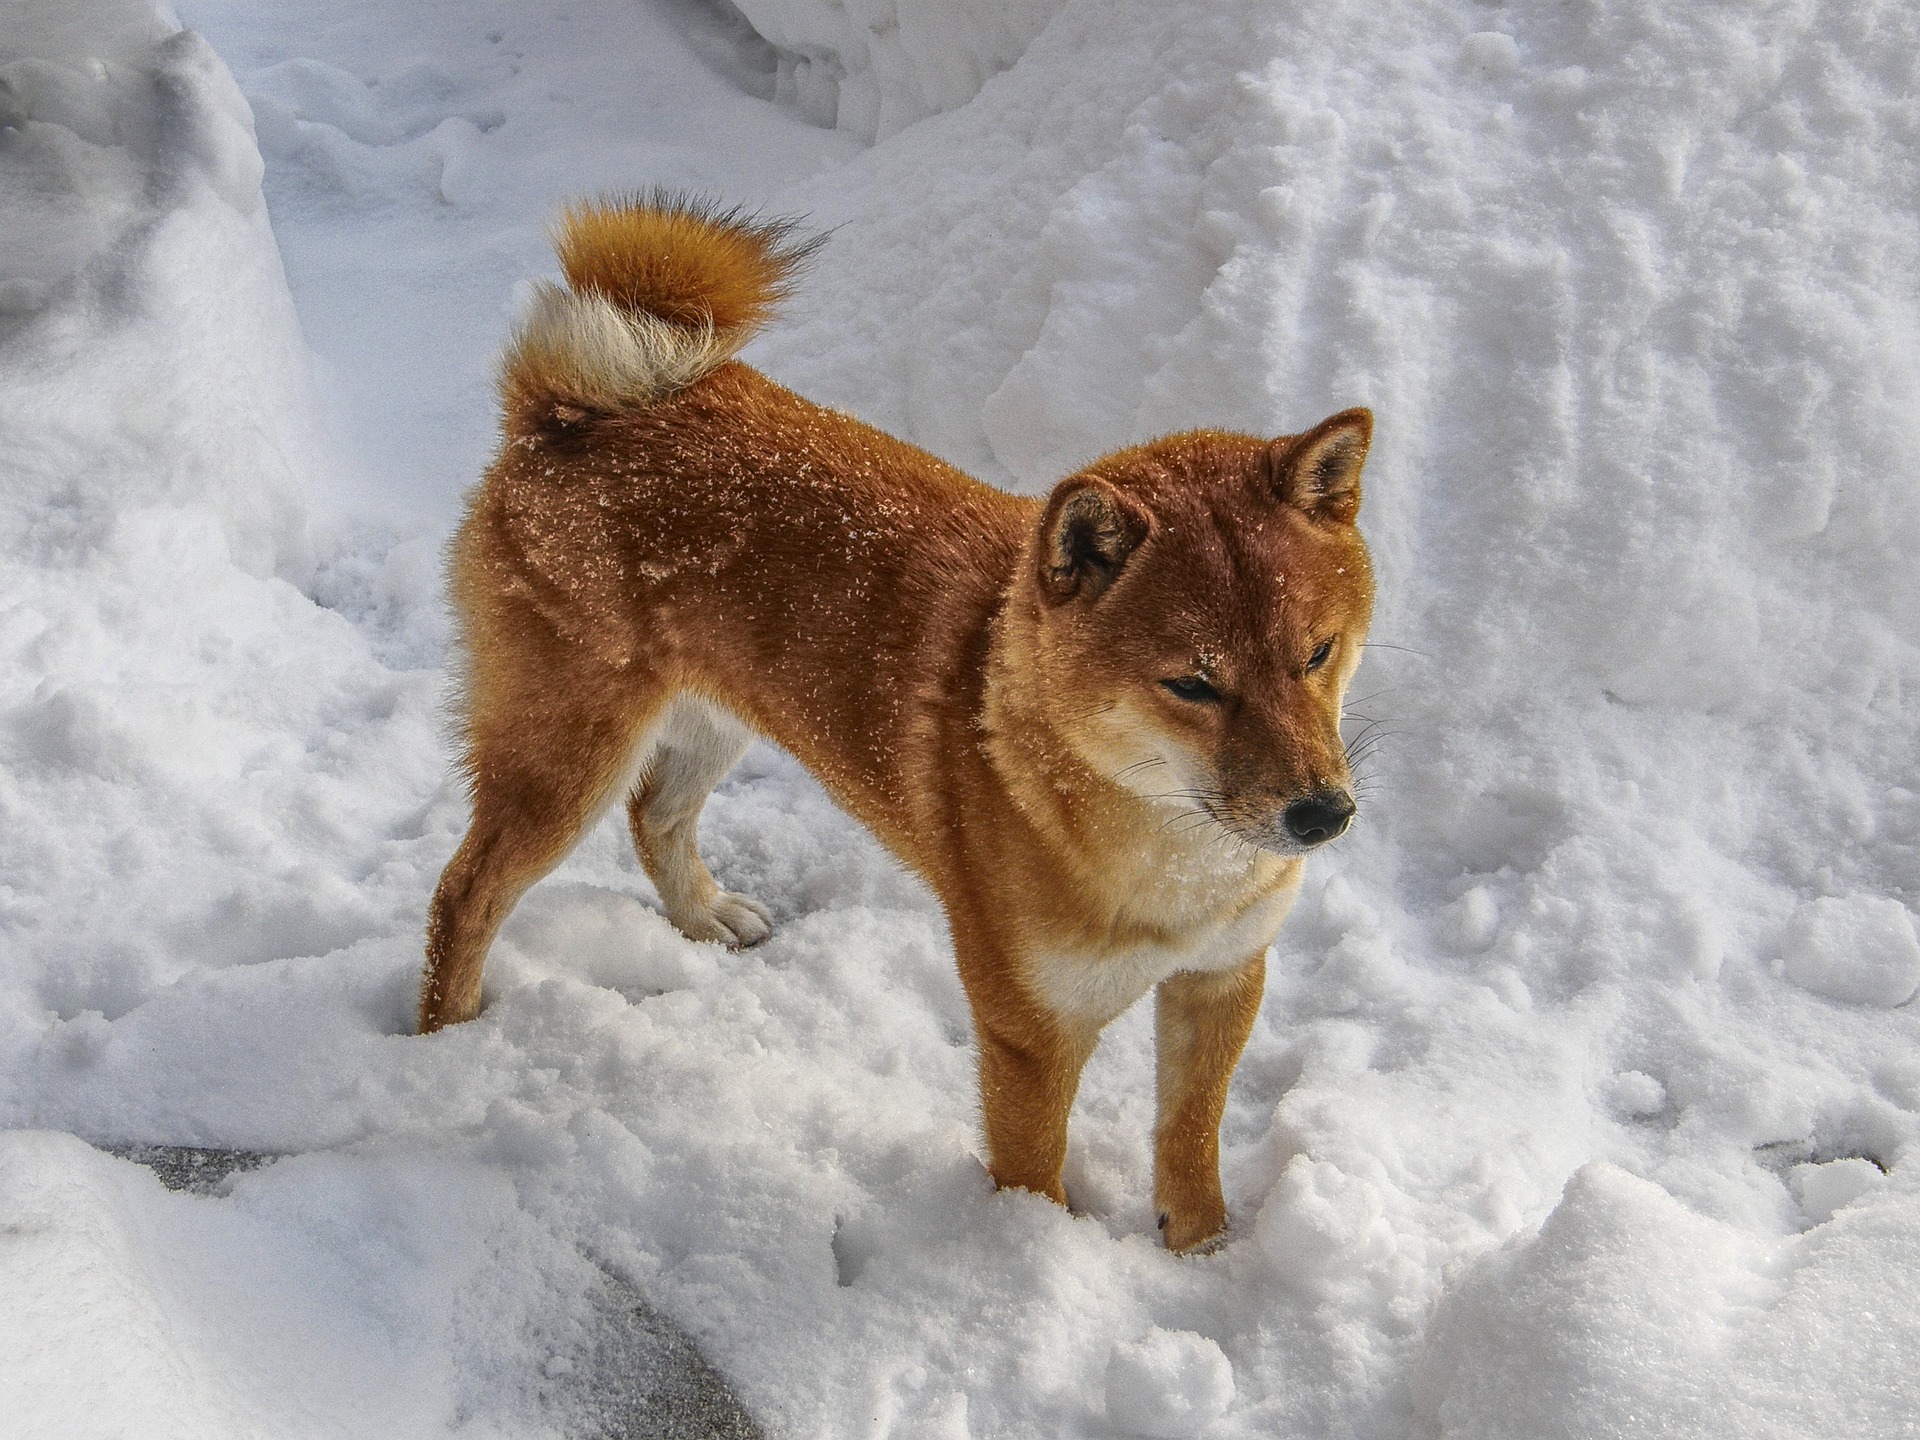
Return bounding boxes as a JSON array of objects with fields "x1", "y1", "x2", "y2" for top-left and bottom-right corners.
[{"x1": 1024, "y1": 876, "x2": 1301, "y2": 1028}]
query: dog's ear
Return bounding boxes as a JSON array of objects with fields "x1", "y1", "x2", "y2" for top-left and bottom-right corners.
[
  {"x1": 1037, "y1": 478, "x2": 1150, "y2": 603},
  {"x1": 1267, "y1": 408, "x2": 1371, "y2": 524}
]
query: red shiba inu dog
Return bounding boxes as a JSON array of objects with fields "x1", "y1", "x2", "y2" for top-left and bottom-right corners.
[{"x1": 421, "y1": 194, "x2": 1375, "y2": 1253}]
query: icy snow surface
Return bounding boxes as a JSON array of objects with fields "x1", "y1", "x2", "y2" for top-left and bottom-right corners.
[{"x1": 3, "y1": 0, "x2": 1918, "y2": 1435}]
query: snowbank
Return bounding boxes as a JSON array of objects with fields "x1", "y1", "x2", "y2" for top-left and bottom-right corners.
[
  {"x1": 0, "y1": 10, "x2": 482, "y2": 1428},
  {"x1": 719, "y1": 0, "x2": 1064, "y2": 138},
  {"x1": 0, "y1": 0, "x2": 444, "y2": 1051},
  {"x1": 0, "y1": 4, "x2": 311, "y2": 578}
]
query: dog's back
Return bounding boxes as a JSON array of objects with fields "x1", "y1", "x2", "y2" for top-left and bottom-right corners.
[{"x1": 470, "y1": 195, "x2": 1032, "y2": 825}]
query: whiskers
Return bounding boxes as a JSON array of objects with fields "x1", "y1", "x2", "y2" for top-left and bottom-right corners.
[
  {"x1": 1110, "y1": 756, "x2": 1168, "y2": 785},
  {"x1": 1137, "y1": 784, "x2": 1269, "y2": 860},
  {"x1": 1058, "y1": 698, "x2": 1119, "y2": 728},
  {"x1": 1116, "y1": 761, "x2": 1239, "y2": 849},
  {"x1": 1341, "y1": 702, "x2": 1399, "y2": 812},
  {"x1": 1146, "y1": 787, "x2": 1228, "y2": 831},
  {"x1": 1343, "y1": 638, "x2": 1426, "y2": 811},
  {"x1": 1144, "y1": 785, "x2": 1229, "y2": 833}
]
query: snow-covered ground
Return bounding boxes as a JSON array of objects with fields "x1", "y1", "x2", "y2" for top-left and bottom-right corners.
[{"x1": 3, "y1": 0, "x2": 1917, "y2": 1435}]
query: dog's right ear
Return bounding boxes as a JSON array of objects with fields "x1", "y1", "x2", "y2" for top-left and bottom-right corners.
[{"x1": 1038, "y1": 478, "x2": 1150, "y2": 603}]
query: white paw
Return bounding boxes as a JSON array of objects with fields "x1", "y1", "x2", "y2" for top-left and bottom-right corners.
[{"x1": 671, "y1": 891, "x2": 773, "y2": 949}]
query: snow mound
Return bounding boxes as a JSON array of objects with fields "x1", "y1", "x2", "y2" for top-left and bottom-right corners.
[
  {"x1": 243, "y1": 56, "x2": 504, "y2": 210},
  {"x1": 1414, "y1": 1162, "x2": 1920, "y2": 1438},
  {"x1": 1604, "y1": 1070, "x2": 1668, "y2": 1120},
  {"x1": 1104, "y1": 1328, "x2": 1235, "y2": 1439},
  {"x1": 0, "y1": 14, "x2": 311, "y2": 577},
  {"x1": 1779, "y1": 895, "x2": 1920, "y2": 1008},
  {"x1": 1254, "y1": 1155, "x2": 1398, "y2": 1303},
  {"x1": 1788, "y1": 1156, "x2": 1885, "y2": 1226},
  {"x1": 0, "y1": 1, "x2": 445, "y2": 1104}
]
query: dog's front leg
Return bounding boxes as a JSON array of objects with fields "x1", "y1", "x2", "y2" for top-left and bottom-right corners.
[
  {"x1": 973, "y1": 1016, "x2": 1093, "y2": 1204},
  {"x1": 958, "y1": 937, "x2": 1095, "y2": 1205},
  {"x1": 1152, "y1": 954, "x2": 1266, "y2": 1253}
]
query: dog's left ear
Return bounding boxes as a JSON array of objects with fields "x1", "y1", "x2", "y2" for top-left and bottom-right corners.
[{"x1": 1267, "y1": 408, "x2": 1371, "y2": 524}]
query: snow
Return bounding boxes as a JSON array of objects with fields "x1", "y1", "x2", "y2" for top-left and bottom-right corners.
[
  {"x1": 1104, "y1": 1327, "x2": 1236, "y2": 1439},
  {"x1": 1789, "y1": 1154, "x2": 1885, "y2": 1225},
  {"x1": 1414, "y1": 1161, "x2": 1920, "y2": 1439},
  {"x1": 1779, "y1": 894, "x2": 1920, "y2": 1007},
  {"x1": 719, "y1": 0, "x2": 1065, "y2": 138},
  {"x1": 2, "y1": 0, "x2": 1918, "y2": 1436}
]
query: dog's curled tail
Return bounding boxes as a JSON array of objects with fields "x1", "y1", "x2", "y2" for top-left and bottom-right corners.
[{"x1": 501, "y1": 192, "x2": 818, "y2": 432}]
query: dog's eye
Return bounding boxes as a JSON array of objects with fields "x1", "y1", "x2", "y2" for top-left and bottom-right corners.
[
  {"x1": 1305, "y1": 639, "x2": 1334, "y2": 674},
  {"x1": 1162, "y1": 676, "x2": 1220, "y2": 703}
]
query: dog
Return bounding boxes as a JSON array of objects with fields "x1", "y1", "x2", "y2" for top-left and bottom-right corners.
[{"x1": 420, "y1": 194, "x2": 1375, "y2": 1253}]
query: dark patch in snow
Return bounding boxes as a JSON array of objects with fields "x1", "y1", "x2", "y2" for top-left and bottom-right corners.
[
  {"x1": 551, "y1": 1268, "x2": 767, "y2": 1440},
  {"x1": 104, "y1": 1140, "x2": 281, "y2": 1194},
  {"x1": 104, "y1": 1141, "x2": 766, "y2": 1440}
]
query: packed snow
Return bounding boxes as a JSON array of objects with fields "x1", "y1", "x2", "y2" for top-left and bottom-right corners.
[{"x1": 2, "y1": 0, "x2": 1917, "y2": 1436}]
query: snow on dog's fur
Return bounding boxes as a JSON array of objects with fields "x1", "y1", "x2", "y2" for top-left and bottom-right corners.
[{"x1": 422, "y1": 193, "x2": 1376, "y2": 1253}]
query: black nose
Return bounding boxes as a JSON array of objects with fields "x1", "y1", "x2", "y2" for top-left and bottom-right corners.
[{"x1": 1282, "y1": 790, "x2": 1355, "y2": 847}]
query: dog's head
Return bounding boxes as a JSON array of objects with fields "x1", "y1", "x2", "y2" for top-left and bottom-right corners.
[{"x1": 1017, "y1": 409, "x2": 1376, "y2": 856}]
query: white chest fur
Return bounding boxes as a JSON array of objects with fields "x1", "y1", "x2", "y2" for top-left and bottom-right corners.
[{"x1": 1023, "y1": 873, "x2": 1302, "y2": 1028}]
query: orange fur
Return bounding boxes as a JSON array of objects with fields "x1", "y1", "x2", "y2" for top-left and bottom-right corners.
[{"x1": 422, "y1": 195, "x2": 1376, "y2": 1253}]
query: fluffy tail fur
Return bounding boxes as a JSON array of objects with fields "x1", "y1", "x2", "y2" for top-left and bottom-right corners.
[{"x1": 500, "y1": 193, "x2": 817, "y2": 431}]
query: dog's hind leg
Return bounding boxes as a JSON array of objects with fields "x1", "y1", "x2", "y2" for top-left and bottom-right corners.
[
  {"x1": 421, "y1": 680, "x2": 662, "y2": 1033},
  {"x1": 626, "y1": 695, "x2": 772, "y2": 948}
]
